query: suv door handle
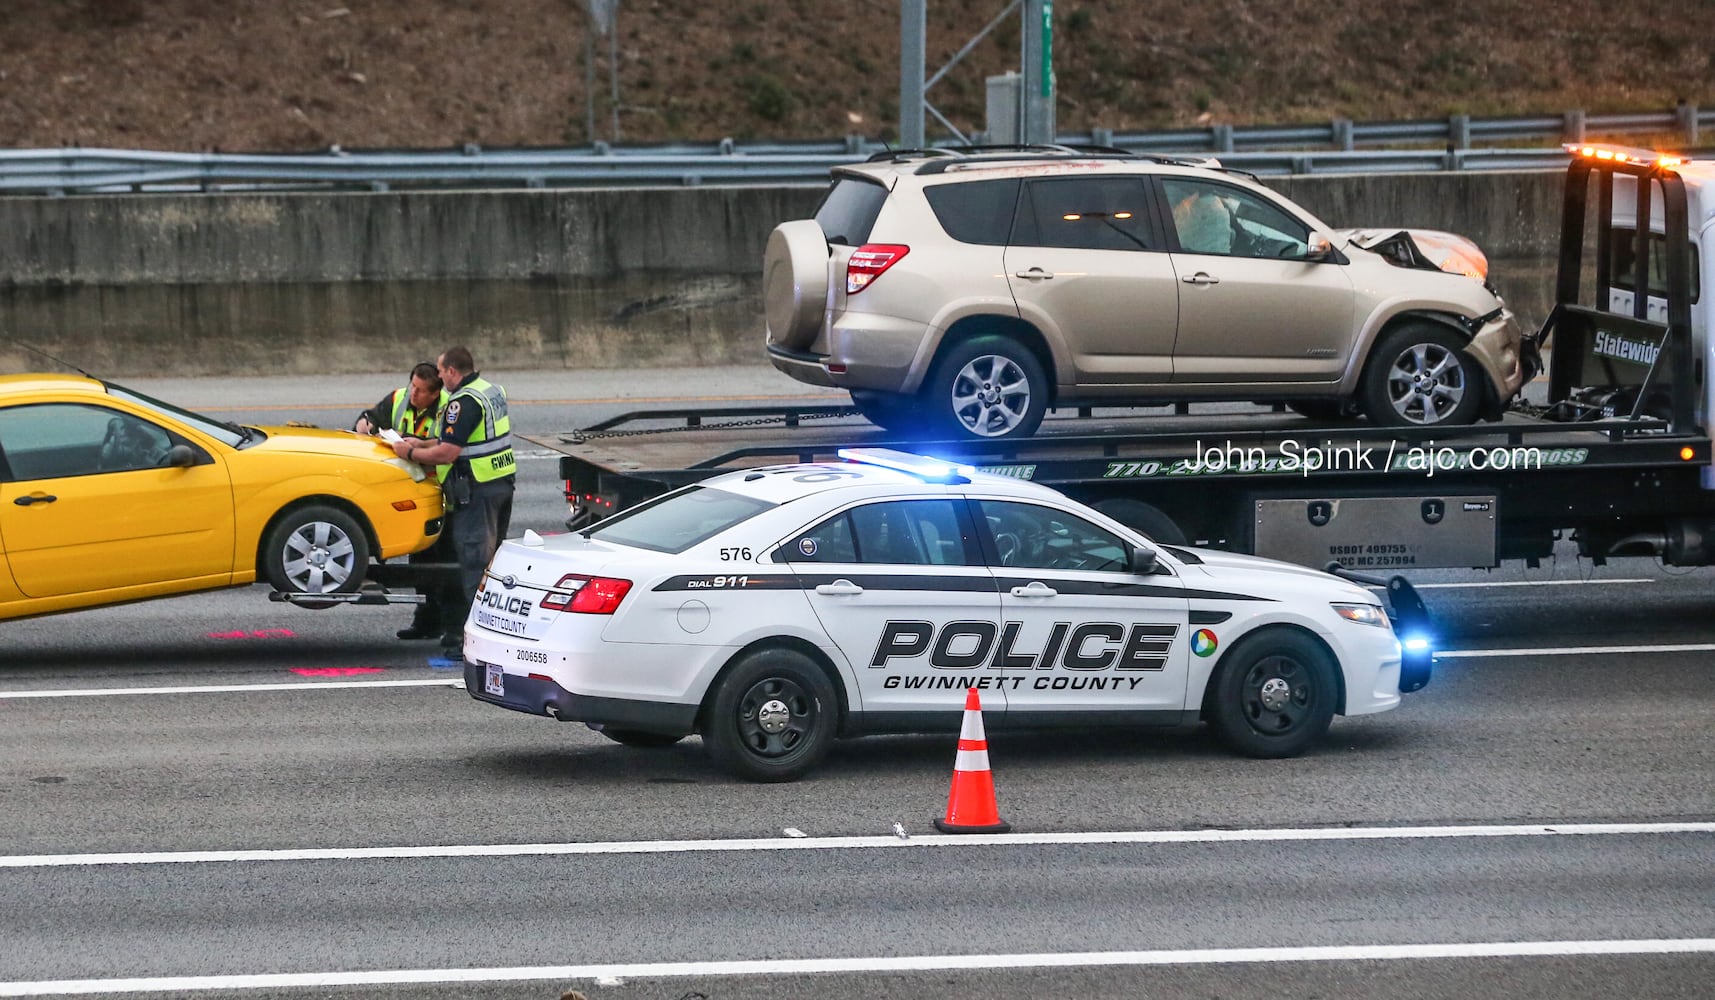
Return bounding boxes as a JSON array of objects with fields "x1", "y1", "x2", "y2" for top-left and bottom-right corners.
[
  {"x1": 1010, "y1": 581, "x2": 1058, "y2": 598},
  {"x1": 14, "y1": 494, "x2": 57, "y2": 506},
  {"x1": 815, "y1": 579, "x2": 864, "y2": 595},
  {"x1": 1013, "y1": 267, "x2": 1055, "y2": 281},
  {"x1": 1181, "y1": 272, "x2": 1220, "y2": 285}
]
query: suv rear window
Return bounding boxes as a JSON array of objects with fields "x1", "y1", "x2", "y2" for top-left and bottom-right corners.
[
  {"x1": 925, "y1": 178, "x2": 1020, "y2": 245},
  {"x1": 588, "y1": 485, "x2": 776, "y2": 554},
  {"x1": 815, "y1": 177, "x2": 889, "y2": 246}
]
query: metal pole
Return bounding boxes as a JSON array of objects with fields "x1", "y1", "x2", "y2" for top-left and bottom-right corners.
[
  {"x1": 585, "y1": 30, "x2": 596, "y2": 142},
  {"x1": 609, "y1": 12, "x2": 621, "y2": 142},
  {"x1": 1020, "y1": 0, "x2": 1054, "y2": 144},
  {"x1": 900, "y1": 0, "x2": 926, "y2": 148}
]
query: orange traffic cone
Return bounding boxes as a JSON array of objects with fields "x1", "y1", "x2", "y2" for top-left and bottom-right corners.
[{"x1": 933, "y1": 687, "x2": 1011, "y2": 834}]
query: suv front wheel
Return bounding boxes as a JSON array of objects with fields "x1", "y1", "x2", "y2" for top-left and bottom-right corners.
[
  {"x1": 928, "y1": 334, "x2": 1048, "y2": 440},
  {"x1": 1360, "y1": 322, "x2": 1484, "y2": 427}
]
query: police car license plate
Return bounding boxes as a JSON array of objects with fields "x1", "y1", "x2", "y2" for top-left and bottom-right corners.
[{"x1": 484, "y1": 662, "x2": 504, "y2": 697}]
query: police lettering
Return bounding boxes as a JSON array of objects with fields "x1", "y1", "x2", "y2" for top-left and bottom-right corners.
[
  {"x1": 477, "y1": 590, "x2": 534, "y2": 616},
  {"x1": 870, "y1": 619, "x2": 1177, "y2": 671}
]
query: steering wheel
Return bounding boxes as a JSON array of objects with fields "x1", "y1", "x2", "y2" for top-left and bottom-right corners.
[{"x1": 994, "y1": 531, "x2": 1021, "y2": 566}]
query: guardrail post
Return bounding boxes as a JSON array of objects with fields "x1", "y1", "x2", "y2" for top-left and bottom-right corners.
[
  {"x1": 1212, "y1": 123, "x2": 1234, "y2": 153},
  {"x1": 1677, "y1": 103, "x2": 1699, "y2": 146},
  {"x1": 1331, "y1": 118, "x2": 1353, "y2": 151},
  {"x1": 845, "y1": 134, "x2": 865, "y2": 155},
  {"x1": 719, "y1": 137, "x2": 736, "y2": 155},
  {"x1": 1562, "y1": 109, "x2": 1586, "y2": 144},
  {"x1": 1448, "y1": 114, "x2": 1470, "y2": 149},
  {"x1": 1092, "y1": 127, "x2": 1113, "y2": 148}
]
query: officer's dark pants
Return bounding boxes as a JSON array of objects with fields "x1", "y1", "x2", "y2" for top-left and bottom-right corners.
[
  {"x1": 406, "y1": 530, "x2": 456, "y2": 632},
  {"x1": 447, "y1": 476, "x2": 516, "y2": 644}
]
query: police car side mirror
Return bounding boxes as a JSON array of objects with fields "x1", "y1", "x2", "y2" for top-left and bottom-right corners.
[{"x1": 1130, "y1": 544, "x2": 1160, "y2": 575}]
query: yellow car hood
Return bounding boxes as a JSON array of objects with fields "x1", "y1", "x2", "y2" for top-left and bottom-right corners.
[{"x1": 243, "y1": 426, "x2": 430, "y2": 481}]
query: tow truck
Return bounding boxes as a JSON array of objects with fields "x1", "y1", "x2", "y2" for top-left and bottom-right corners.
[{"x1": 521, "y1": 143, "x2": 1714, "y2": 631}]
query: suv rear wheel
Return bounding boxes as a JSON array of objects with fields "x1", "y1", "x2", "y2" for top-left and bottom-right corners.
[
  {"x1": 928, "y1": 334, "x2": 1048, "y2": 440},
  {"x1": 1360, "y1": 322, "x2": 1483, "y2": 427}
]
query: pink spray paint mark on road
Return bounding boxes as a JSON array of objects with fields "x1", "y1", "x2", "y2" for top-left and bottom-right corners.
[
  {"x1": 289, "y1": 667, "x2": 388, "y2": 677},
  {"x1": 207, "y1": 628, "x2": 298, "y2": 640}
]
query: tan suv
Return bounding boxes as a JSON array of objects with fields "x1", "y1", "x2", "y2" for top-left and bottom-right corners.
[{"x1": 764, "y1": 148, "x2": 1528, "y2": 439}]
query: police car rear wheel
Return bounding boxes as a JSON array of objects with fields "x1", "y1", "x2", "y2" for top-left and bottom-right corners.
[
  {"x1": 601, "y1": 729, "x2": 684, "y2": 748},
  {"x1": 704, "y1": 648, "x2": 836, "y2": 782},
  {"x1": 1208, "y1": 630, "x2": 1336, "y2": 758}
]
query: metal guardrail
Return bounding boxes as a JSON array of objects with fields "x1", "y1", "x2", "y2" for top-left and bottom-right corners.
[{"x1": 1, "y1": 106, "x2": 1706, "y2": 195}]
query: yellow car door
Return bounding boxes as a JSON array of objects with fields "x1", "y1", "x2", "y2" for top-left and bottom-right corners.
[{"x1": 0, "y1": 401, "x2": 235, "y2": 600}]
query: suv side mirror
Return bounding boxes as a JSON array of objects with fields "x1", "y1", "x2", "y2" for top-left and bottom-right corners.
[
  {"x1": 1305, "y1": 231, "x2": 1336, "y2": 262},
  {"x1": 1130, "y1": 544, "x2": 1160, "y2": 576}
]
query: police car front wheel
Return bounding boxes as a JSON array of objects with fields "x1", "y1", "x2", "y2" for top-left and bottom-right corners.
[
  {"x1": 703, "y1": 647, "x2": 837, "y2": 782},
  {"x1": 1207, "y1": 629, "x2": 1337, "y2": 758}
]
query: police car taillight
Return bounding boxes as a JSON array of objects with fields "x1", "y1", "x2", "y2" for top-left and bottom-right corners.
[
  {"x1": 846, "y1": 244, "x2": 910, "y2": 294},
  {"x1": 540, "y1": 573, "x2": 633, "y2": 614}
]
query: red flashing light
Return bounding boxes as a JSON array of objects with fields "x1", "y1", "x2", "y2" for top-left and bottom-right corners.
[{"x1": 846, "y1": 244, "x2": 910, "y2": 294}]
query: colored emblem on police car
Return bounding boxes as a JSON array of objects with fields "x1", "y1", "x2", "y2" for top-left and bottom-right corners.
[
  {"x1": 799, "y1": 538, "x2": 817, "y2": 556},
  {"x1": 1192, "y1": 629, "x2": 1219, "y2": 657}
]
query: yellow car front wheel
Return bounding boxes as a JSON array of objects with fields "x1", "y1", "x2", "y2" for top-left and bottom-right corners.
[{"x1": 262, "y1": 504, "x2": 371, "y2": 597}]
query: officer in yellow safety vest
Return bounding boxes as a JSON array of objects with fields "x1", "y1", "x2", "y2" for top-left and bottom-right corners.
[
  {"x1": 355, "y1": 362, "x2": 454, "y2": 641},
  {"x1": 391, "y1": 346, "x2": 515, "y2": 654}
]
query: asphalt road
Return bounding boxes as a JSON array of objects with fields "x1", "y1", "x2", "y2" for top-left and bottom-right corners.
[{"x1": 2, "y1": 366, "x2": 1712, "y2": 999}]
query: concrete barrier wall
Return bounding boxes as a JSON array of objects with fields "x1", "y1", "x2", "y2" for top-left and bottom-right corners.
[{"x1": 0, "y1": 172, "x2": 1564, "y2": 377}]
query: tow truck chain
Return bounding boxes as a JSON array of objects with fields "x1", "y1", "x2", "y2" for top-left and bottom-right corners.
[{"x1": 561, "y1": 407, "x2": 862, "y2": 441}]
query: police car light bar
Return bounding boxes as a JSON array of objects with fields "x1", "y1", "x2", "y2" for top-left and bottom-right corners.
[
  {"x1": 1566, "y1": 142, "x2": 1686, "y2": 169},
  {"x1": 837, "y1": 447, "x2": 976, "y2": 484}
]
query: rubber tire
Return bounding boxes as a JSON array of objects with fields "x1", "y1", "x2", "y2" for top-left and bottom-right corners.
[
  {"x1": 848, "y1": 390, "x2": 919, "y2": 434},
  {"x1": 601, "y1": 729, "x2": 685, "y2": 749},
  {"x1": 1093, "y1": 498, "x2": 1187, "y2": 546},
  {"x1": 926, "y1": 334, "x2": 1049, "y2": 440},
  {"x1": 763, "y1": 220, "x2": 831, "y2": 351},
  {"x1": 1359, "y1": 322, "x2": 1484, "y2": 428},
  {"x1": 1284, "y1": 399, "x2": 1358, "y2": 422},
  {"x1": 261, "y1": 504, "x2": 371, "y2": 598},
  {"x1": 703, "y1": 647, "x2": 838, "y2": 783},
  {"x1": 1207, "y1": 629, "x2": 1338, "y2": 759}
]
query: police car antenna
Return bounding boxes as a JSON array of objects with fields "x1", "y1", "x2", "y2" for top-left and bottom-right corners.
[{"x1": 4, "y1": 335, "x2": 92, "y2": 378}]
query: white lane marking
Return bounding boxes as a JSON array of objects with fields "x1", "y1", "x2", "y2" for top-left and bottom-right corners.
[
  {"x1": 1405, "y1": 578, "x2": 1656, "y2": 589},
  {"x1": 1438, "y1": 643, "x2": 1715, "y2": 659},
  {"x1": 4, "y1": 939, "x2": 1713, "y2": 996},
  {"x1": 0, "y1": 679, "x2": 463, "y2": 699},
  {"x1": 3, "y1": 822, "x2": 1710, "y2": 869},
  {"x1": 6, "y1": 637, "x2": 1715, "y2": 701}
]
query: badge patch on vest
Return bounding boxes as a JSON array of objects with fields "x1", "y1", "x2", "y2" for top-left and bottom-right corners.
[{"x1": 444, "y1": 399, "x2": 462, "y2": 427}]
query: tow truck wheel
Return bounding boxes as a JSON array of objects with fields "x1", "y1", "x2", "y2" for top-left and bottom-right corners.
[
  {"x1": 600, "y1": 729, "x2": 684, "y2": 748},
  {"x1": 1207, "y1": 629, "x2": 1337, "y2": 758},
  {"x1": 1360, "y1": 322, "x2": 1483, "y2": 427},
  {"x1": 928, "y1": 334, "x2": 1048, "y2": 440},
  {"x1": 262, "y1": 504, "x2": 371, "y2": 604},
  {"x1": 703, "y1": 647, "x2": 837, "y2": 782}
]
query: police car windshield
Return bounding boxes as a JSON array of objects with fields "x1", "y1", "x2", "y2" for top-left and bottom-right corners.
[{"x1": 588, "y1": 485, "x2": 776, "y2": 554}]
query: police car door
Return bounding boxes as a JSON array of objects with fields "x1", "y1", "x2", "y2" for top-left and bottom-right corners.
[
  {"x1": 972, "y1": 498, "x2": 1190, "y2": 720},
  {"x1": 779, "y1": 497, "x2": 1003, "y2": 718}
]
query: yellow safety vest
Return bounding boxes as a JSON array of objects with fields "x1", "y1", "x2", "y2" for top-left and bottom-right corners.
[
  {"x1": 389, "y1": 386, "x2": 447, "y2": 440},
  {"x1": 442, "y1": 376, "x2": 515, "y2": 484}
]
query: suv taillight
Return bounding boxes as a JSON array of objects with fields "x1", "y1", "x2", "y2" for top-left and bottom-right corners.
[
  {"x1": 540, "y1": 574, "x2": 633, "y2": 614},
  {"x1": 846, "y1": 244, "x2": 910, "y2": 294}
]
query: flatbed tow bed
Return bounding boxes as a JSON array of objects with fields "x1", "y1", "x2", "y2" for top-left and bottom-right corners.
[{"x1": 527, "y1": 143, "x2": 1715, "y2": 586}]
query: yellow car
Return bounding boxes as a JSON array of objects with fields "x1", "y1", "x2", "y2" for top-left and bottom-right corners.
[{"x1": 0, "y1": 373, "x2": 444, "y2": 621}]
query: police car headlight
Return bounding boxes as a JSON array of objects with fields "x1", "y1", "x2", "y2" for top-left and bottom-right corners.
[{"x1": 1331, "y1": 602, "x2": 1390, "y2": 628}]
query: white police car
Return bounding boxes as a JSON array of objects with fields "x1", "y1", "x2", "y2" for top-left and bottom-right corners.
[{"x1": 462, "y1": 449, "x2": 1425, "y2": 781}]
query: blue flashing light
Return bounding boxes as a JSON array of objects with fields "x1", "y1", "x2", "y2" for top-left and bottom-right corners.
[
  {"x1": 837, "y1": 447, "x2": 975, "y2": 484},
  {"x1": 1401, "y1": 635, "x2": 1433, "y2": 653}
]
